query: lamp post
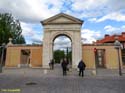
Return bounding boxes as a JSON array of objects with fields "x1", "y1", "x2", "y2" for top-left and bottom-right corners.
[
  {"x1": 0, "y1": 43, "x2": 6, "y2": 73},
  {"x1": 114, "y1": 40, "x2": 122, "y2": 76}
]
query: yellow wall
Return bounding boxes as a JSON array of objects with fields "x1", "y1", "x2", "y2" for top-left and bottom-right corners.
[
  {"x1": 5, "y1": 47, "x2": 20, "y2": 67},
  {"x1": 82, "y1": 45, "x2": 122, "y2": 69},
  {"x1": 5, "y1": 44, "x2": 122, "y2": 69},
  {"x1": 105, "y1": 49, "x2": 117, "y2": 69},
  {"x1": 5, "y1": 45, "x2": 43, "y2": 68},
  {"x1": 82, "y1": 48, "x2": 95, "y2": 69},
  {"x1": 31, "y1": 48, "x2": 42, "y2": 67}
]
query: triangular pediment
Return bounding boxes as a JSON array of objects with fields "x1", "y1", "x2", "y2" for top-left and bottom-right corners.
[{"x1": 41, "y1": 13, "x2": 83, "y2": 25}]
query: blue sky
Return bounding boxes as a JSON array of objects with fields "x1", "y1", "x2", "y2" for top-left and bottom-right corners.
[{"x1": 0, "y1": 0, "x2": 125, "y2": 44}]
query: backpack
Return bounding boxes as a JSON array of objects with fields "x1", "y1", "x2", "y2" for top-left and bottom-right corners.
[{"x1": 78, "y1": 62, "x2": 83, "y2": 68}]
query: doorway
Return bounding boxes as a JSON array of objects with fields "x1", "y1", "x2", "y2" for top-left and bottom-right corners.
[
  {"x1": 122, "y1": 49, "x2": 125, "y2": 67},
  {"x1": 95, "y1": 49, "x2": 106, "y2": 68},
  {"x1": 20, "y1": 49, "x2": 30, "y2": 67}
]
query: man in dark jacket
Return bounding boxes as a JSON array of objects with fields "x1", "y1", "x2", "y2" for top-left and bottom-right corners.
[
  {"x1": 78, "y1": 60, "x2": 86, "y2": 77},
  {"x1": 51, "y1": 59, "x2": 54, "y2": 70},
  {"x1": 61, "y1": 59, "x2": 68, "y2": 76}
]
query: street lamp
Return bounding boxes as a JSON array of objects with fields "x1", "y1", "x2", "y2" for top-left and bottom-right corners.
[
  {"x1": 114, "y1": 39, "x2": 122, "y2": 76},
  {"x1": 0, "y1": 43, "x2": 6, "y2": 73}
]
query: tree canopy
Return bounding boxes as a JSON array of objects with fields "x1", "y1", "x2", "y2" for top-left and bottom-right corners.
[
  {"x1": 0, "y1": 13, "x2": 25, "y2": 45},
  {"x1": 53, "y1": 49, "x2": 72, "y2": 63},
  {"x1": 54, "y1": 50, "x2": 65, "y2": 63}
]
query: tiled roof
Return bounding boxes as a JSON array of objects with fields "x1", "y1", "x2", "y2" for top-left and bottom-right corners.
[{"x1": 96, "y1": 33, "x2": 125, "y2": 43}]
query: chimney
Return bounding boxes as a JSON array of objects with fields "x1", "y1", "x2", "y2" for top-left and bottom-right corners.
[
  {"x1": 105, "y1": 34, "x2": 109, "y2": 38},
  {"x1": 122, "y1": 32, "x2": 125, "y2": 37}
]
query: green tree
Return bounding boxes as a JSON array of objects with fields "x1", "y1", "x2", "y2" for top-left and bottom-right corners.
[
  {"x1": 0, "y1": 13, "x2": 25, "y2": 45},
  {"x1": 53, "y1": 50, "x2": 65, "y2": 63}
]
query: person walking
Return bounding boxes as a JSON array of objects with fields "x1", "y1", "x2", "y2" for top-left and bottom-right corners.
[
  {"x1": 78, "y1": 60, "x2": 86, "y2": 77},
  {"x1": 61, "y1": 59, "x2": 68, "y2": 76},
  {"x1": 51, "y1": 59, "x2": 54, "y2": 70},
  {"x1": 49, "y1": 59, "x2": 54, "y2": 70}
]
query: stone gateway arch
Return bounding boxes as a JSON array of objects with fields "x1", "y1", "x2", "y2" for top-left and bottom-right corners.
[
  {"x1": 41, "y1": 13, "x2": 83, "y2": 68},
  {"x1": 5, "y1": 13, "x2": 121, "y2": 70}
]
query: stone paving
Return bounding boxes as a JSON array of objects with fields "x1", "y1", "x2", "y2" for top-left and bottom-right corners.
[{"x1": 0, "y1": 64, "x2": 125, "y2": 93}]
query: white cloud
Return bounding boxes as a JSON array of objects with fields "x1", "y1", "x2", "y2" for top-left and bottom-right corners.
[
  {"x1": 0, "y1": 0, "x2": 63, "y2": 22},
  {"x1": 21, "y1": 22, "x2": 34, "y2": 36},
  {"x1": 54, "y1": 36, "x2": 71, "y2": 50},
  {"x1": 1, "y1": 0, "x2": 125, "y2": 22},
  {"x1": 21, "y1": 22, "x2": 42, "y2": 44},
  {"x1": 72, "y1": 0, "x2": 107, "y2": 11},
  {"x1": 104, "y1": 25, "x2": 125, "y2": 34},
  {"x1": 0, "y1": 0, "x2": 125, "y2": 44},
  {"x1": 88, "y1": 18, "x2": 97, "y2": 22},
  {"x1": 97, "y1": 12, "x2": 125, "y2": 22},
  {"x1": 81, "y1": 29, "x2": 101, "y2": 44},
  {"x1": 31, "y1": 35, "x2": 42, "y2": 44},
  {"x1": 54, "y1": 38, "x2": 71, "y2": 44},
  {"x1": 89, "y1": 12, "x2": 125, "y2": 22},
  {"x1": 71, "y1": 0, "x2": 125, "y2": 18},
  {"x1": 104, "y1": 25, "x2": 119, "y2": 32},
  {"x1": 122, "y1": 25, "x2": 125, "y2": 29}
]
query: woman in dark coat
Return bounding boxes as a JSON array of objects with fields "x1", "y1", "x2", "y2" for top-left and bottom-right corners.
[{"x1": 78, "y1": 60, "x2": 86, "y2": 77}]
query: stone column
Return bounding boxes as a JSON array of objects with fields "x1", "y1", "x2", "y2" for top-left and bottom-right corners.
[
  {"x1": 49, "y1": 41, "x2": 53, "y2": 61},
  {"x1": 42, "y1": 31, "x2": 50, "y2": 68},
  {"x1": 72, "y1": 31, "x2": 82, "y2": 68}
]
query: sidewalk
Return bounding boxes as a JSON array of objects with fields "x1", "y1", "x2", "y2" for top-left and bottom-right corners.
[
  {"x1": 2, "y1": 64, "x2": 125, "y2": 77},
  {"x1": 1, "y1": 64, "x2": 125, "y2": 93},
  {"x1": 44, "y1": 64, "x2": 125, "y2": 77}
]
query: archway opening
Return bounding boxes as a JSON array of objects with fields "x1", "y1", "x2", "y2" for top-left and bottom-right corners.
[{"x1": 53, "y1": 35, "x2": 72, "y2": 66}]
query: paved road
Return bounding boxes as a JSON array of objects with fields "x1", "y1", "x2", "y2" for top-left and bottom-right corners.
[{"x1": 0, "y1": 64, "x2": 125, "y2": 93}]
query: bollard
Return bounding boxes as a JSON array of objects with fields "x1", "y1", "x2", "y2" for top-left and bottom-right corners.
[
  {"x1": 92, "y1": 70, "x2": 96, "y2": 76},
  {"x1": 44, "y1": 69, "x2": 47, "y2": 74}
]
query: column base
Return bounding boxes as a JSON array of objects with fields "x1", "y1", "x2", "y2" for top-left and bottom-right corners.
[
  {"x1": 17, "y1": 64, "x2": 20, "y2": 68},
  {"x1": 92, "y1": 70, "x2": 97, "y2": 76},
  {"x1": 42, "y1": 65, "x2": 50, "y2": 69},
  {"x1": 72, "y1": 65, "x2": 77, "y2": 69}
]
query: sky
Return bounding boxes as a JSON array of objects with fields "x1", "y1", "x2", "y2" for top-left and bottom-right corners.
[{"x1": 0, "y1": 0, "x2": 125, "y2": 45}]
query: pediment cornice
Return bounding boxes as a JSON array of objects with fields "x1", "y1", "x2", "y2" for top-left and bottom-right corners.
[{"x1": 41, "y1": 13, "x2": 83, "y2": 25}]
